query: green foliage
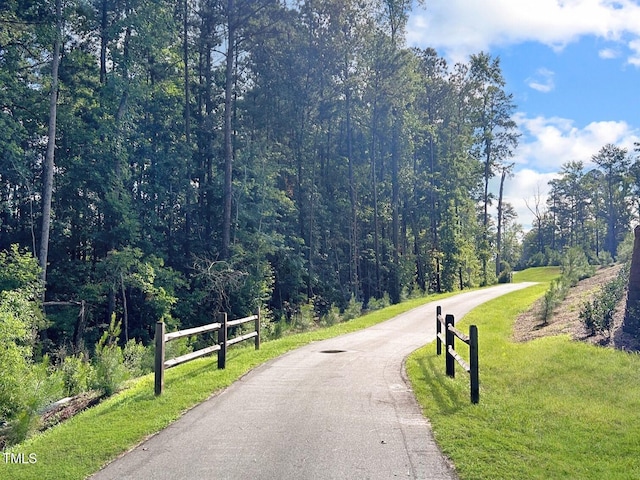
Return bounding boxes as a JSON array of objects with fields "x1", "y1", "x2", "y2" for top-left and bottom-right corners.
[
  {"x1": 4, "y1": 356, "x2": 63, "y2": 446},
  {"x1": 123, "y1": 340, "x2": 153, "y2": 378},
  {"x1": 561, "y1": 247, "x2": 595, "y2": 286},
  {"x1": 366, "y1": 293, "x2": 391, "y2": 311},
  {"x1": 580, "y1": 264, "x2": 630, "y2": 336},
  {"x1": 540, "y1": 278, "x2": 565, "y2": 324},
  {"x1": 60, "y1": 355, "x2": 94, "y2": 397},
  {"x1": 91, "y1": 316, "x2": 129, "y2": 396},
  {"x1": 294, "y1": 302, "x2": 315, "y2": 329},
  {"x1": 0, "y1": 245, "x2": 43, "y2": 297},
  {"x1": 164, "y1": 337, "x2": 194, "y2": 363},
  {"x1": 342, "y1": 294, "x2": 363, "y2": 321},
  {"x1": 408, "y1": 285, "x2": 640, "y2": 480},
  {"x1": 497, "y1": 264, "x2": 513, "y2": 284},
  {"x1": 539, "y1": 249, "x2": 595, "y2": 324},
  {"x1": 0, "y1": 246, "x2": 57, "y2": 445},
  {"x1": 320, "y1": 305, "x2": 341, "y2": 327},
  {"x1": 616, "y1": 231, "x2": 635, "y2": 263}
]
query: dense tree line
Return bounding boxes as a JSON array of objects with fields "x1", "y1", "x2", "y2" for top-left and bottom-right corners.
[
  {"x1": 0, "y1": 0, "x2": 523, "y2": 355},
  {"x1": 521, "y1": 143, "x2": 640, "y2": 267}
]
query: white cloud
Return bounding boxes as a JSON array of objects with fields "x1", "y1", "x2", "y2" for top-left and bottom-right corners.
[
  {"x1": 513, "y1": 114, "x2": 640, "y2": 172},
  {"x1": 526, "y1": 68, "x2": 555, "y2": 92},
  {"x1": 599, "y1": 47, "x2": 621, "y2": 58},
  {"x1": 502, "y1": 170, "x2": 557, "y2": 231},
  {"x1": 628, "y1": 39, "x2": 640, "y2": 65},
  {"x1": 500, "y1": 114, "x2": 640, "y2": 229},
  {"x1": 407, "y1": 0, "x2": 640, "y2": 65}
]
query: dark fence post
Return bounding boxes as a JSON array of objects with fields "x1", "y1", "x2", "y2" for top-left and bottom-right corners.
[
  {"x1": 218, "y1": 312, "x2": 227, "y2": 369},
  {"x1": 445, "y1": 314, "x2": 455, "y2": 378},
  {"x1": 436, "y1": 306, "x2": 442, "y2": 355},
  {"x1": 255, "y1": 307, "x2": 261, "y2": 350},
  {"x1": 470, "y1": 325, "x2": 479, "y2": 404},
  {"x1": 154, "y1": 321, "x2": 165, "y2": 396}
]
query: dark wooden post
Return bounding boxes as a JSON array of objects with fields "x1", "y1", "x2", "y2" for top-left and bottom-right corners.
[
  {"x1": 218, "y1": 312, "x2": 227, "y2": 369},
  {"x1": 154, "y1": 321, "x2": 165, "y2": 396},
  {"x1": 255, "y1": 307, "x2": 261, "y2": 350},
  {"x1": 436, "y1": 306, "x2": 442, "y2": 355},
  {"x1": 624, "y1": 225, "x2": 640, "y2": 335},
  {"x1": 470, "y1": 325, "x2": 479, "y2": 404},
  {"x1": 445, "y1": 314, "x2": 455, "y2": 378}
]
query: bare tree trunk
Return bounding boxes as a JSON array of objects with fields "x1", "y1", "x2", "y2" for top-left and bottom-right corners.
[
  {"x1": 39, "y1": 0, "x2": 62, "y2": 287},
  {"x1": 121, "y1": 273, "x2": 129, "y2": 343},
  {"x1": 496, "y1": 164, "x2": 513, "y2": 277}
]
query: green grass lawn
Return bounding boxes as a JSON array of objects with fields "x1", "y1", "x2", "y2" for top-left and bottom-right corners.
[
  {"x1": 407, "y1": 269, "x2": 640, "y2": 480},
  {"x1": 0, "y1": 290, "x2": 460, "y2": 480}
]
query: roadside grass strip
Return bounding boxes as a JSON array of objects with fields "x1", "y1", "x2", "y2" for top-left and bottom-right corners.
[
  {"x1": 0, "y1": 290, "x2": 461, "y2": 480},
  {"x1": 407, "y1": 274, "x2": 640, "y2": 480}
]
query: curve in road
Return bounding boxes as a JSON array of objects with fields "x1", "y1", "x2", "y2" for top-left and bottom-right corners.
[{"x1": 91, "y1": 282, "x2": 535, "y2": 480}]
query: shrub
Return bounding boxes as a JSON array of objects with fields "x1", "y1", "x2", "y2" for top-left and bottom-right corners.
[
  {"x1": 580, "y1": 264, "x2": 629, "y2": 337},
  {"x1": 321, "y1": 305, "x2": 341, "y2": 327},
  {"x1": 342, "y1": 294, "x2": 362, "y2": 321},
  {"x1": 123, "y1": 340, "x2": 153, "y2": 378},
  {"x1": 91, "y1": 315, "x2": 129, "y2": 396},
  {"x1": 367, "y1": 293, "x2": 391, "y2": 311},
  {"x1": 6, "y1": 356, "x2": 63, "y2": 446},
  {"x1": 561, "y1": 247, "x2": 594, "y2": 287},
  {"x1": 294, "y1": 301, "x2": 315, "y2": 329},
  {"x1": 61, "y1": 354, "x2": 94, "y2": 396}
]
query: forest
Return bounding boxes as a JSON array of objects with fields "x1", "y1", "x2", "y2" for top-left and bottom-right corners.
[{"x1": 1, "y1": 0, "x2": 640, "y2": 442}]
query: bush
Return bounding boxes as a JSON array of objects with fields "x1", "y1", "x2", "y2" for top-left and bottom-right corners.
[
  {"x1": 123, "y1": 340, "x2": 153, "y2": 378},
  {"x1": 498, "y1": 270, "x2": 513, "y2": 283},
  {"x1": 91, "y1": 316, "x2": 129, "y2": 396},
  {"x1": 61, "y1": 354, "x2": 94, "y2": 396},
  {"x1": 562, "y1": 247, "x2": 595, "y2": 286},
  {"x1": 294, "y1": 301, "x2": 315, "y2": 329},
  {"x1": 6, "y1": 356, "x2": 63, "y2": 446},
  {"x1": 342, "y1": 294, "x2": 362, "y2": 321},
  {"x1": 321, "y1": 305, "x2": 341, "y2": 327},
  {"x1": 367, "y1": 293, "x2": 391, "y2": 311},
  {"x1": 579, "y1": 264, "x2": 629, "y2": 337},
  {"x1": 541, "y1": 279, "x2": 564, "y2": 324}
]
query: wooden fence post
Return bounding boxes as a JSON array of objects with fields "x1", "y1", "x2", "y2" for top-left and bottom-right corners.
[
  {"x1": 218, "y1": 312, "x2": 227, "y2": 369},
  {"x1": 470, "y1": 325, "x2": 479, "y2": 404},
  {"x1": 154, "y1": 321, "x2": 165, "y2": 396},
  {"x1": 255, "y1": 307, "x2": 261, "y2": 350},
  {"x1": 436, "y1": 306, "x2": 442, "y2": 355},
  {"x1": 445, "y1": 314, "x2": 455, "y2": 378}
]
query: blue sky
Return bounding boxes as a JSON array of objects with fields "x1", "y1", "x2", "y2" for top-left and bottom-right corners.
[{"x1": 407, "y1": 0, "x2": 640, "y2": 229}]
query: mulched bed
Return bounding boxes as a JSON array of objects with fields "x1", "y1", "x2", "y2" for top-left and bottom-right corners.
[{"x1": 512, "y1": 264, "x2": 640, "y2": 352}]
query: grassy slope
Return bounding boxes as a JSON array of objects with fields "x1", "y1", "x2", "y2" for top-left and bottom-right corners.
[
  {"x1": 407, "y1": 267, "x2": 640, "y2": 479},
  {"x1": 1, "y1": 291, "x2": 459, "y2": 480}
]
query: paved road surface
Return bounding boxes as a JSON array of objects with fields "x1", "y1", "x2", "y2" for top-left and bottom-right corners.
[{"x1": 91, "y1": 283, "x2": 535, "y2": 480}]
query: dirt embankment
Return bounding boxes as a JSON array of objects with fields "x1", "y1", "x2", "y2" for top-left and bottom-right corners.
[{"x1": 512, "y1": 264, "x2": 639, "y2": 351}]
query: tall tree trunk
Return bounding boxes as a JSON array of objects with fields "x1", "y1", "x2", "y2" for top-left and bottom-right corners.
[
  {"x1": 346, "y1": 86, "x2": 359, "y2": 300},
  {"x1": 183, "y1": 0, "x2": 192, "y2": 260},
  {"x1": 100, "y1": 0, "x2": 108, "y2": 84},
  {"x1": 39, "y1": 0, "x2": 62, "y2": 287},
  {"x1": 390, "y1": 108, "x2": 400, "y2": 302},
  {"x1": 222, "y1": 0, "x2": 235, "y2": 259},
  {"x1": 496, "y1": 165, "x2": 512, "y2": 277},
  {"x1": 370, "y1": 101, "x2": 381, "y2": 297}
]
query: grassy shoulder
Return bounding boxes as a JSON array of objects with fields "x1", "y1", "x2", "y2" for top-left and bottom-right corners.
[
  {"x1": 0, "y1": 290, "x2": 460, "y2": 480},
  {"x1": 407, "y1": 268, "x2": 640, "y2": 479}
]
